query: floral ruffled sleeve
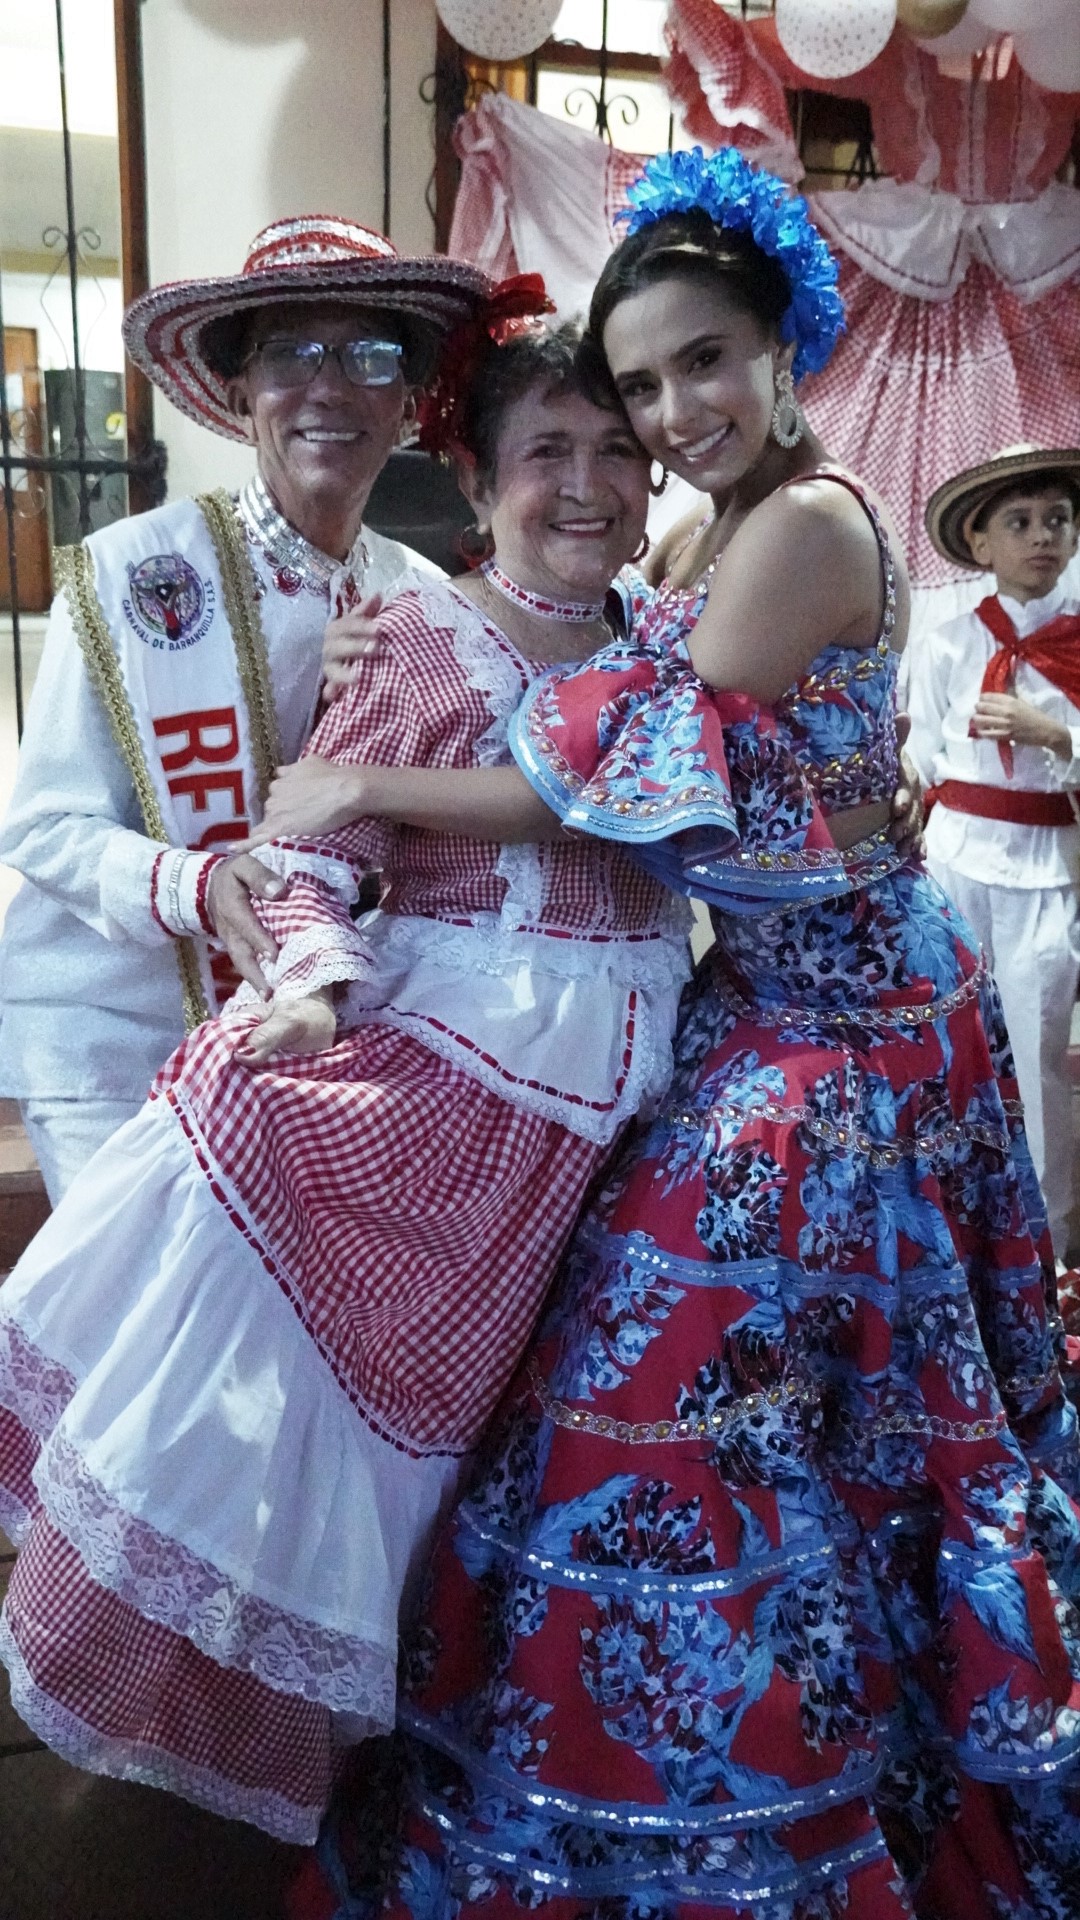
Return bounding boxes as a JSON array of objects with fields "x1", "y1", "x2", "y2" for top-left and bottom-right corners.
[{"x1": 509, "y1": 620, "x2": 851, "y2": 913}]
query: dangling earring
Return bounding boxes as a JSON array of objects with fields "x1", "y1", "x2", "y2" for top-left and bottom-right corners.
[
  {"x1": 771, "y1": 368, "x2": 804, "y2": 449},
  {"x1": 649, "y1": 461, "x2": 669, "y2": 496},
  {"x1": 633, "y1": 532, "x2": 651, "y2": 563}
]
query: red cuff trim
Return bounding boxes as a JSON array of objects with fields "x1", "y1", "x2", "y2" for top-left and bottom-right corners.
[
  {"x1": 149, "y1": 850, "x2": 169, "y2": 936},
  {"x1": 195, "y1": 854, "x2": 226, "y2": 937}
]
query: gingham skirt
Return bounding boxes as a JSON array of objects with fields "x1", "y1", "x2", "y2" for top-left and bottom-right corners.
[{"x1": 0, "y1": 1018, "x2": 605, "y2": 1841}]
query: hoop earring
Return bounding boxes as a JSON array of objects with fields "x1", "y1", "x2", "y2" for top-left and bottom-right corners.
[
  {"x1": 771, "y1": 368, "x2": 804, "y2": 449},
  {"x1": 458, "y1": 520, "x2": 493, "y2": 568},
  {"x1": 633, "y1": 532, "x2": 651, "y2": 563},
  {"x1": 649, "y1": 461, "x2": 669, "y2": 496}
]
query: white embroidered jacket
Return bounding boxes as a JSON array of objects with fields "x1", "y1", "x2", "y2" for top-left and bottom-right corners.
[{"x1": 0, "y1": 485, "x2": 440, "y2": 1101}]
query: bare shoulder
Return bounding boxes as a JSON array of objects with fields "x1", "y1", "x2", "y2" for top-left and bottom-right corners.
[{"x1": 725, "y1": 473, "x2": 908, "y2": 647}]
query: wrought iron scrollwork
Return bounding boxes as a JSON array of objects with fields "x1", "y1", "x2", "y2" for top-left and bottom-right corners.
[{"x1": 563, "y1": 83, "x2": 640, "y2": 144}]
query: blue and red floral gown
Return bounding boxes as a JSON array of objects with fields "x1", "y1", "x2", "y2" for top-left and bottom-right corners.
[{"x1": 319, "y1": 477, "x2": 1080, "y2": 1920}]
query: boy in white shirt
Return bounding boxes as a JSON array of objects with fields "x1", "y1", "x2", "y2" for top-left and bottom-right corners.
[{"x1": 911, "y1": 446, "x2": 1080, "y2": 1259}]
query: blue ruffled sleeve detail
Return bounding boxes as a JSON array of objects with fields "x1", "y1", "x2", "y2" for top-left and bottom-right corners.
[{"x1": 509, "y1": 634, "x2": 855, "y2": 913}]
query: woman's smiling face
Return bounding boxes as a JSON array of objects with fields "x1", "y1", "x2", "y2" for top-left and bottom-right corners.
[
  {"x1": 475, "y1": 382, "x2": 650, "y2": 600},
  {"x1": 601, "y1": 273, "x2": 784, "y2": 497}
]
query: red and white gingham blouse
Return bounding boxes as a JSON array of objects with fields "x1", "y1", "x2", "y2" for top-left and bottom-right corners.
[{"x1": 240, "y1": 581, "x2": 691, "y2": 1143}]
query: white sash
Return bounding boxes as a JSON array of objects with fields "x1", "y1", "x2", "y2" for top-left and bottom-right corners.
[{"x1": 56, "y1": 490, "x2": 280, "y2": 1027}]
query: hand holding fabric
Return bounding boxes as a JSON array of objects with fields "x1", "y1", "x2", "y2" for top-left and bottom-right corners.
[
  {"x1": 205, "y1": 854, "x2": 285, "y2": 998},
  {"x1": 971, "y1": 693, "x2": 1072, "y2": 759}
]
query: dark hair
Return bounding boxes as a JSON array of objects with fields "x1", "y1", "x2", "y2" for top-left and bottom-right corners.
[
  {"x1": 200, "y1": 303, "x2": 440, "y2": 387},
  {"x1": 457, "y1": 319, "x2": 631, "y2": 484},
  {"x1": 588, "y1": 209, "x2": 791, "y2": 349},
  {"x1": 970, "y1": 471, "x2": 1080, "y2": 534}
]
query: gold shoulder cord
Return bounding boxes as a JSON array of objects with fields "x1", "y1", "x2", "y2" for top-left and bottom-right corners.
[
  {"x1": 196, "y1": 488, "x2": 281, "y2": 803},
  {"x1": 54, "y1": 543, "x2": 208, "y2": 1032}
]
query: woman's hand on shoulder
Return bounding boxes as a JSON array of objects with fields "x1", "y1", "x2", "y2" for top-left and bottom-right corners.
[
  {"x1": 688, "y1": 477, "x2": 887, "y2": 705},
  {"x1": 322, "y1": 594, "x2": 385, "y2": 703}
]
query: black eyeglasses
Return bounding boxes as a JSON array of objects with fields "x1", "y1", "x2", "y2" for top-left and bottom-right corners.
[{"x1": 246, "y1": 337, "x2": 404, "y2": 389}]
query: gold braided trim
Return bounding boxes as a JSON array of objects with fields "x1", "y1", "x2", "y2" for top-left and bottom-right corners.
[
  {"x1": 196, "y1": 488, "x2": 280, "y2": 805},
  {"x1": 55, "y1": 543, "x2": 208, "y2": 1033}
]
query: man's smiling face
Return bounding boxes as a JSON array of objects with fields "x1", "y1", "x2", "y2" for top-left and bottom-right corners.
[{"x1": 228, "y1": 301, "x2": 407, "y2": 553}]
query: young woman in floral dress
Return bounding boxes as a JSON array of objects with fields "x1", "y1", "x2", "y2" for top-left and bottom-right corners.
[{"x1": 348, "y1": 152, "x2": 1080, "y2": 1920}]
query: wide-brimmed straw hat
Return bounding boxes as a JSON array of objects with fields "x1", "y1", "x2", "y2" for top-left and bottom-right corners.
[
  {"x1": 122, "y1": 215, "x2": 491, "y2": 442},
  {"x1": 926, "y1": 443, "x2": 1080, "y2": 569}
]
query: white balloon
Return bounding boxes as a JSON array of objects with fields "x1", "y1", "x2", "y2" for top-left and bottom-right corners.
[
  {"x1": 436, "y1": 0, "x2": 562, "y2": 63},
  {"x1": 1014, "y1": 16, "x2": 1080, "y2": 90},
  {"x1": 970, "y1": 0, "x2": 1073, "y2": 27},
  {"x1": 916, "y1": 11, "x2": 996, "y2": 55},
  {"x1": 775, "y1": 0, "x2": 898, "y2": 79}
]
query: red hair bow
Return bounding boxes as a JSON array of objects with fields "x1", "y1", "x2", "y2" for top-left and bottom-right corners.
[{"x1": 417, "y1": 273, "x2": 554, "y2": 459}]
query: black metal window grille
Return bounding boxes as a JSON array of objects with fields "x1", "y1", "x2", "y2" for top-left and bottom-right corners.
[{"x1": 0, "y1": 0, "x2": 162, "y2": 742}]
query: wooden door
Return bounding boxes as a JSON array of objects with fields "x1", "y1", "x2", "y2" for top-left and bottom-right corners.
[{"x1": 0, "y1": 328, "x2": 52, "y2": 614}]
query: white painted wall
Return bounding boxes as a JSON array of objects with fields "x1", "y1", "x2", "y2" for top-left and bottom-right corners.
[{"x1": 141, "y1": 0, "x2": 439, "y2": 502}]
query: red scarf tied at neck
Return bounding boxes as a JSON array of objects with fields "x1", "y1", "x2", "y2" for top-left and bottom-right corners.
[{"x1": 975, "y1": 594, "x2": 1080, "y2": 777}]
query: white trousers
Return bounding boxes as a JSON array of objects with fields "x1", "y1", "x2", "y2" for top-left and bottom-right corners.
[
  {"x1": 19, "y1": 1096, "x2": 144, "y2": 1206},
  {"x1": 927, "y1": 861, "x2": 1080, "y2": 1256}
]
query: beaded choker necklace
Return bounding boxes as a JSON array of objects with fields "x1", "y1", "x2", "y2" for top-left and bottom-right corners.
[{"x1": 480, "y1": 558, "x2": 606, "y2": 625}]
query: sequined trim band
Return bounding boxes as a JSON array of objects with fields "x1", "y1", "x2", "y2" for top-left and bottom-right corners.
[
  {"x1": 531, "y1": 1355, "x2": 1011, "y2": 1451},
  {"x1": 666, "y1": 1094, "x2": 1013, "y2": 1166},
  {"x1": 713, "y1": 960, "x2": 986, "y2": 1031},
  {"x1": 197, "y1": 489, "x2": 281, "y2": 806},
  {"x1": 55, "y1": 543, "x2": 207, "y2": 1032},
  {"x1": 528, "y1": 1357, "x2": 819, "y2": 1445},
  {"x1": 855, "y1": 1406, "x2": 1009, "y2": 1444}
]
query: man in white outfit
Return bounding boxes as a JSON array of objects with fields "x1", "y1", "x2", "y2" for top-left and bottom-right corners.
[
  {"x1": 0, "y1": 217, "x2": 487, "y2": 1200},
  {"x1": 910, "y1": 445, "x2": 1080, "y2": 1260}
]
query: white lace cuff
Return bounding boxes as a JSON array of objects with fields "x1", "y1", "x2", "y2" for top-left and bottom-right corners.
[{"x1": 229, "y1": 924, "x2": 374, "y2": 1012}]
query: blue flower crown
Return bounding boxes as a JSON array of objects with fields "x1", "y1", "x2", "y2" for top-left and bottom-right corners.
[{"x1": 617, "y1": 147, "x2": 844, "y2": 383}]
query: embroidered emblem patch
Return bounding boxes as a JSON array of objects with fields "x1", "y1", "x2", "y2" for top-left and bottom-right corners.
[{"x1": 123, "y1": 553, "x2": 215, "y2": 650}]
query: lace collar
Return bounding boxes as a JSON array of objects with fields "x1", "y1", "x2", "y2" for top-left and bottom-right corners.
[{"x1": 236, "y1": 472, "x2": 368, "y2": 593}]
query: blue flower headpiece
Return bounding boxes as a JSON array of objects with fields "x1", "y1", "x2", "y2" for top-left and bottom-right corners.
[{"x1": 617, "y1": 147, "x2": 844, "y2": 383}]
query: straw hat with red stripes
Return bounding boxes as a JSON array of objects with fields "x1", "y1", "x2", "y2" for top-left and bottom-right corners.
[
  {"x1": 926, "y1": 443, "x2": 1080, "y2": 569},
  {"x1": 122, "y1": 215, "x2": 491, "y2": 442}
]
